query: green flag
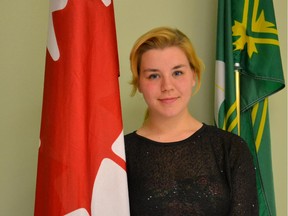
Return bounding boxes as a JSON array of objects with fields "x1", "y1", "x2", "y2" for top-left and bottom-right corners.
[{"x1": 215, "y1": 0, "x2": 285, "y2": 215}]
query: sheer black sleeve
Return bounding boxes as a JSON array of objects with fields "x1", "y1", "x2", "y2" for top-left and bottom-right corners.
[
  {"x1": 210, "y1": 126, "x2": 259, "y2": 215},
  {"x1": 225, "y1": 134, "x2": 259, "y2": 215}
]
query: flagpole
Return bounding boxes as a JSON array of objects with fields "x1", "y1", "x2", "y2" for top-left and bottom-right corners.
[{"x1": 234, "y1": 63, "x2": 241, "y2": 135}]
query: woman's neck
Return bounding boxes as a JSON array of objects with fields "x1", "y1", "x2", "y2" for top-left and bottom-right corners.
[{"x1": 137, "y1": 111, "x2": 202, "y2": 142}]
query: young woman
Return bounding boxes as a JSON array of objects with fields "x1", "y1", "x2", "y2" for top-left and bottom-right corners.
[{"x1": 124, "y1": 26, "x2": 258, "y2": 215}]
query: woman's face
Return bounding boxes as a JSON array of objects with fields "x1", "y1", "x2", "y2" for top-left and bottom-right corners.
[{"x1": 138, "y1": 46, "x2": 196, "y2": 119}]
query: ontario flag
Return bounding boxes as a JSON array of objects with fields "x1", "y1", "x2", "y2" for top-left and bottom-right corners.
[{"x1": 34, "y1": 0, "x2": 130, "y2": 215}]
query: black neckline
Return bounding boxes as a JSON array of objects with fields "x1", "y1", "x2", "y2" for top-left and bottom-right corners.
[{"x1": 132, "y1": 123, "x2": 207, "y2": 146}]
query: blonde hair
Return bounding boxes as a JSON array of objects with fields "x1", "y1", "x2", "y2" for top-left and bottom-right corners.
[{"x1": 129, "y1": 26, "x2": 204, "y2": 96}]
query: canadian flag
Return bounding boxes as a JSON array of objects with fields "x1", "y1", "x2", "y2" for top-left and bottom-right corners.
[{"x1": 34, "y1": 0, "x2": 130, "y2": 215}]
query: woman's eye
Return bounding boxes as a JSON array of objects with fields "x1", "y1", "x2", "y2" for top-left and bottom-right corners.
[
  {"x1": 173, "y1": 71, "x2": 183, "y2": 76},
  {"x1": 148, "y1": 74, "x2": 159, "y2": 80}
]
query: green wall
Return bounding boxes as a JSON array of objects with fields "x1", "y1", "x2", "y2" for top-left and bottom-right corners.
[{"x1": 0, "y1": 0, "x2": 286, "y2": 215}]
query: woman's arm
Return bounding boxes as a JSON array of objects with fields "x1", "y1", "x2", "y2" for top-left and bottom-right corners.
[{"x1": 229, "y1": 137, "x2": 259, "y2": 215}]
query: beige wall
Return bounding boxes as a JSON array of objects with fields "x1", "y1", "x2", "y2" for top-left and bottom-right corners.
[{"x1": 0, "y1": 0, "x2": 286, "y2": 215}]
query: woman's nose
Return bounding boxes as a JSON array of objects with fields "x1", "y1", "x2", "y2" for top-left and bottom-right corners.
[{"x1": 161, "y1": 76, "x2": 174, "y2": 92}]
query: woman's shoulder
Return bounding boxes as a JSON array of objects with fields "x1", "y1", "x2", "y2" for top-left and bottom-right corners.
[
  {"x1": 124, "y1": 131, "x2": 141, "y2": 148},
  {"x1": 124, "y1": 131, "x2": 137, "y2": 140},
  {"x1": 203, "y1": 124, "x2": 246, "y2": 142},
  {"x1": 201, "y1": 124, "x2": 251, "y2": 155},
  {"x1": 202, "y1": 124, "x2": 255, "y2": 176}
]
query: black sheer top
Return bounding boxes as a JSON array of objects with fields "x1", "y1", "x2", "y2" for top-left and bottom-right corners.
[{"x1": 124, "y1": 124, "x2": 258, "y2": 216}]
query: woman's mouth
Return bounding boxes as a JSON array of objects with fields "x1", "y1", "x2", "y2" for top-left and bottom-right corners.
[{"x1": 158, "y1": 97, "x2": 179, "y2": 104}]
